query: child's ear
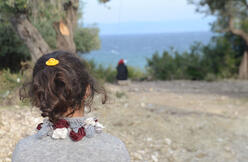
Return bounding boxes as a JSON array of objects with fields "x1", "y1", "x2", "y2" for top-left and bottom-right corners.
[{"x1": 84, "y1": 85, "x2": 91, "y2": 99}]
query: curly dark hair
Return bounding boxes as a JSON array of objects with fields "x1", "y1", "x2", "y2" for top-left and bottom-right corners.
[{"x1": 20, "y1": 51, "x2": 107, "y2": 123}]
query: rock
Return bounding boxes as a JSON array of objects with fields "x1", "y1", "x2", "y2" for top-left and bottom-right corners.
[
  {"x1": 140, "y1": 102, "x2": 146, "y2": 107},
  {"x1": 195, "y1": 152, "x2": 207, "y2": 159},
  {"x1": 132, "y1": 152, "x2": 143, "y2": 160},
  {"x1": 147, "y1": 137, "x2": 153, "y2": 142},
  {"x1": 124, "y1": 103, "x2": 129, "y2": 108},
  {"x1": 134, "y1": 88, "x2": 139, "y2": 92},
  {"x1": 220, "y1": 96, "x2": 227, "y2": 100},
  {"x1": 168, "y1": 148, "x2": 174, "y2": 154},
  {"x1": 151, "y1": 154, "x2": 158, "y2": 162},
  {"x1": 171, "y1": 143, "x2": 177, "y2": 150},
  {"x1": 224, "y1": 146, "x2": 231, "y2": 152},
  {"x1": 14, "y1": 105, "x2": 20, "y2": 109},
  {"x1": 217, "y1": 138, "x2": 224, "y2": 142},
  {"x1": 137, "y1": 150, "x2": 145, "y2": 155},
  {"x1": 165, "y1": 138, "x2": 172, "y2": 145}
]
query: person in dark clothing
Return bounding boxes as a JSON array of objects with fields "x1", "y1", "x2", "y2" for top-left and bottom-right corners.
[{"x1": 116, "y1": 59, "x2": 128, "y2": 80}]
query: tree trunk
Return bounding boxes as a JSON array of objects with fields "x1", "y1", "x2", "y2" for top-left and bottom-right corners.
[
  {"x1": 239, "y1": 50, "x2": 248, "y2": 79},
  {"x1": 228, "y1": 17, "x2": 248, "y2": 79},
  {"x1": 53, "y1": 21, "x2": 76, "y2": 54},
  {"x1": 10, "y1": 15, "x2": 51, "y2": 62},
  {"x1": 53, "y1": 0, "x2": 78, "y2": 55}
]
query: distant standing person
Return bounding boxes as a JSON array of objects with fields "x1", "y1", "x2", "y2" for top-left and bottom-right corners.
[
  {"x1": 117, "y1": 59, "x2": 128, "y2": 80},
  {"x1": 116, "y1": 59, "x2": 129, "y2": 85}
]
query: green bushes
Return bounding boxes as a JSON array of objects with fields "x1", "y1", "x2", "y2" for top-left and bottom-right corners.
[
  {"x1": 0, "y1": 21, "x2": 31, "y2": 72},
  {"x1": 200, "y1": 34, "x2": 243, "y2": 78},
  {"x1": 146, "y1": 33, "x2": 244, "y2": 81},
  {"x1": 127, "y1": 66, "x2": 146, "y2": 81},
  {"x1": 0, "y1": 69, "x2": 23, "y2": 91},
  {"x1": 87, "y1": 60, "x2": 117, "y2": 83},
  {"x1": 0, "y1": 69, "x2": 24, "y2": 104},
  {"x1": 74, "y1": 27, "x2": 101, "y2": 54},
  {"x1": 146, "y1": 45, "x2": 205, "y2": 80},
  {"x1": 86, "y1": 60, "x2": 146, "y2": 83},
  {"x1": 87, "y1": 32, "x2": 243, "y2": 82}
]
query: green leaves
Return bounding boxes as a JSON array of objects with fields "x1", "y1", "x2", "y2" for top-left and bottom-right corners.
[
  {"x1": 190, "y1": 0, "x2": 248, "y2": 33},
  {"x1": 74, "y1": 27, "x2": 101, "y2": 53},
  {"x1": 146, "y1": 33, "x2": 244, "y2": 80},
  {"x1": 0, "y1": 21, "x2": 30, "y2": 72},
  {"x1": 0, "y1": 0, "x2": 29, "y2": 16}
]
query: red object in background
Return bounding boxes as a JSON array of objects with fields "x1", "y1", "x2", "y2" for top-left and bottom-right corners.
[{"x1": 118, "y1": 59, "x2": 124, "y2": 65}]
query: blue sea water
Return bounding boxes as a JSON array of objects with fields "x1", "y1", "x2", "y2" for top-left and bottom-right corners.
[{"x1": 81, "y1": 31, "x2": 213, "y2": 69}]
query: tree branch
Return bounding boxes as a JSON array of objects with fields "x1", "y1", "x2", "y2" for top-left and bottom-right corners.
[
  {"x1": 229, "y1": 16, "x2": 248, "y2": 44},
  {"x1": 10, "y1": 14, "x2": 51, "y2": 62},
  {"x1": 53, "y1": 0, "x2": 79, "y2": 53},
  {"x1": 241, "y1": 0, "x2": 248, "y2": 9}
]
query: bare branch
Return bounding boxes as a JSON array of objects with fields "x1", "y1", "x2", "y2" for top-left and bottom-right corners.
[
  {"x1": 10, "y1": 15, "x2": 51, "y2": 61},
  {"x1": 229, "y1": 16, "x2": 248, "y2": 44},
  {"x1": 53, "y1": 0, "x2": 79, "y2": 53}
]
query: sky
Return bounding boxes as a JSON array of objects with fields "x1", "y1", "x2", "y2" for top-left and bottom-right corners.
[{"x1": 82, "y1": 0, "x2": 214, "y2": 35}]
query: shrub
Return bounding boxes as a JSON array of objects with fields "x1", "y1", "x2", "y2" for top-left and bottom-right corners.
[
  {"x1": 0, "y1": 21, "x2": 30, "y2": 72},
  {"x1": 0, "y1": 69, "x2": 24, "y2": 105},
  {"x1": 146, "y1": 33, "x2": 244, "y2": 81},
  {"x1": 74, "y1": 27, "x2": 101, "y2": 54},
  {"x1": 86, "y1": 60, "x2": 145, "y2": 83},
  {"x1": 127, "y1": 66, "x2": 146, "y2": 80},
  {"x1": 0, "y1": 69, "x2": 23, "y2": 91},
  {"x1": 204, "y1": 73, "x2": 217, "y2": 82},
  {"x1": 86, "y1": 60, "x2": 116, "y2": 83},
  {"x1": 146, "y1": 46, "x2": 205, "y2": 80}
]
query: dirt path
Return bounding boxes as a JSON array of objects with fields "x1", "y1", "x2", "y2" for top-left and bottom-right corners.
[
  {"x1": 1, "y1": 80, "x2": 248, "y2": 162},
  {"x1": 101, "y1": 80, "x2": 248, "y2": 162}
]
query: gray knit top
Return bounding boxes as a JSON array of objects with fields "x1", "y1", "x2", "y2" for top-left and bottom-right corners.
[{"x1": 12, "y1": 117, "x2": 130, "y2": 162}]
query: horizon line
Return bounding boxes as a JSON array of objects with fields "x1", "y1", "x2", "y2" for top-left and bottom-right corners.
[{"x1": 99, "y1": 30, "x2": 213, "y2": 36}]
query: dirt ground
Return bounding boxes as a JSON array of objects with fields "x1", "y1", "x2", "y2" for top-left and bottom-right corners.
[{"x1": 1, "y1": 80, "x2": 248, "y2": 162}]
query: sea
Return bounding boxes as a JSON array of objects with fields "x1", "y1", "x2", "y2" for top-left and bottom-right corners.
[{"x1": 81, "y1": 31, "x2": 213, "y2": 69}]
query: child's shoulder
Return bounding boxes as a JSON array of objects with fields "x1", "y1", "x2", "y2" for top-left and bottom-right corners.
[
  {"x1": 95, "y1": 132, "x2": 123, "y2": 143},
  {"x1": 12, "y1": 117, "x2": 130, "y2": 161},
  {"x1": 14, "y1": 132, "x2": 125, "y2": 147},
  {"x1": 12, "y1": 133, "x2": 130, "y2": 162},
  {"x1": 82, "y1": 133, "x2": 130, "y2": 161},
  {"x1": 91, "y1": 132, "x2": 128, "y2": 149}
]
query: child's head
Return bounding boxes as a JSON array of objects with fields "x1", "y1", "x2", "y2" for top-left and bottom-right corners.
[{"x1": 21, "y1": 51, "x2": 106, "y2": 122}]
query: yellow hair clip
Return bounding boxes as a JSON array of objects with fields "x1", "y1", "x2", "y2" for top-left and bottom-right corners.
[{"x1": 46, "y1": 58, "x2": 59, "y2": 66}]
